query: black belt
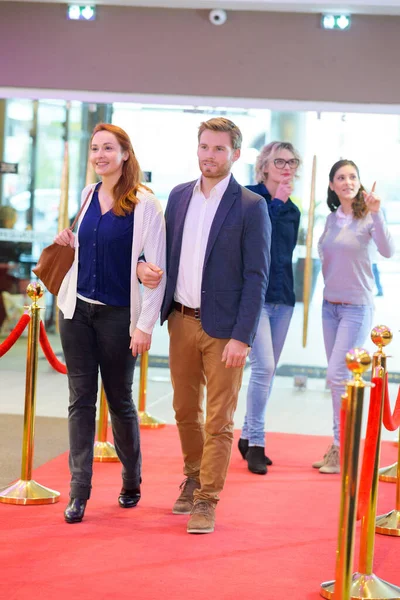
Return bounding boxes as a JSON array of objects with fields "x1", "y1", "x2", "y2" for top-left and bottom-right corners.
[{"x1": 174, "y1": 301, "x2": 201, "y2": 320}]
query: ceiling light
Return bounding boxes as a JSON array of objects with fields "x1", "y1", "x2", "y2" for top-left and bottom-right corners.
[
  {"x1": 321, "y1": 14, "x2": 351, "y2": 30},
  {"x1": 67, "y1": 5, "x2": 96, "y2": 21}
]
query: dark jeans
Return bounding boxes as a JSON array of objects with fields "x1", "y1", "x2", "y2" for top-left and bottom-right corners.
[{"x1": 59, "y1": 299, "x2": 141, "y2": 500}]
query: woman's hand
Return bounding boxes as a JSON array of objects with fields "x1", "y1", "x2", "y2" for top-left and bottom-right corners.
[
  {"x1": 362, "y1": 182, "x2": 381, "y2": 213},
  {"x1": 54, "y1": 228, "x2": 75, "y2": 247},
  {"x1": 274, "y1": 174, "x2": 293, "y2": 203},
  {"x1": 130, "y1": 328, "x2": 151, "y2": 357},
  {"x1": 137, "y1": 262, "x2": 163, "y2": 289}
]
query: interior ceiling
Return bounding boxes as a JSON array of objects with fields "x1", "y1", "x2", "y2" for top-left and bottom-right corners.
[{"x1": 1, "y1": 0, "x2": 400, "y2": 16}]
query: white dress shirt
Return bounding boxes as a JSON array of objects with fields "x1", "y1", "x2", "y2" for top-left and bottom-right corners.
[{"x1": 174, "y1": 174, "x2": 231, "y2": 308}]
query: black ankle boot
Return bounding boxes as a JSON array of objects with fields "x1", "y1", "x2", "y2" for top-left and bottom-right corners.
[
  {"x1": 239, "y1": 438, "x2": 272, "y2": 466},
  {"x1": 247, "y1": 447, "x2": 268, "y2": 475},
  {"x1": 64, "y1": 498, "x2": 87, "y2": 523},
  {"x1": 118, "y1": 487, "x2": 141, "y2": 508},
  {"x1": 238, "y1": 438, "x2": 249, "y2": 459}
]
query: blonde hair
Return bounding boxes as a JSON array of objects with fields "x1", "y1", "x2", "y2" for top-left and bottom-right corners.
[{"x1": 255, "y1": 141, "x2": 301, "y2": 183}]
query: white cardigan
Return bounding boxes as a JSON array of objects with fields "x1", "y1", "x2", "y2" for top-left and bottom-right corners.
[{"x1": 57, "y1": 183, "x2": 166, "y2": 335}]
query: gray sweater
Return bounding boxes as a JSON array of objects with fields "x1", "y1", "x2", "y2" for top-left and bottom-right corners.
[{"x1": 318, "y1": 210, "x2": 395, "y2": 305}]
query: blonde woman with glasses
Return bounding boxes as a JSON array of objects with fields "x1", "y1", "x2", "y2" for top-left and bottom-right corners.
[{"x1": 238, "y1": 141, "x2": 301, "y2": 475}]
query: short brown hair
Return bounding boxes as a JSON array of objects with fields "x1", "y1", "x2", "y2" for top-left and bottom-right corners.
[{"x1": 198, "y1": 117, "x2": 242, "y2": 150}]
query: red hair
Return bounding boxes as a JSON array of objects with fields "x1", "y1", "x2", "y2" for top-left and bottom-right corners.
[{"x1": 91, "y1": 123, "x2": 151, "y2": 216}]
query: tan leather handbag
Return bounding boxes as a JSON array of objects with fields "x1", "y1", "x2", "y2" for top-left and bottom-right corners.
[{"x1": 33, "y1": 188, "x2": 93, "y2": 295}]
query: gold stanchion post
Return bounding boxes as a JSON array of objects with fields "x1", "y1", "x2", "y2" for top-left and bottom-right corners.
[
  {"x1": 376, "y1": 346, "x2": 400, "y2": 536},
  {"x1": 346, "y1": 325, "x2": 400, "y2": 597},
  {"x1": 0, "y1": 283, "x2": 60, "y2": 505},
  {"x1": 320, "y1": 347, "x2": 371, "y2": 600},
  {"x1": 138, "y1": 351, "x2": 165, "y2": 428},
  {"x1": 93, "y1": 384, "x2": 119, "y2": 462},
  {"x1": 376, "y1": 440, "x2": 400, "y2": 536},
  {"x1": 379, "y1": 459, "x2": 398, "y2": 484}
]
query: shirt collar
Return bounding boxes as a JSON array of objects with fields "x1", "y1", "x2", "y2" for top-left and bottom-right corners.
[
  {"x1": 194, "y1": 173, "x2": 231, "y2": 199},
  {"x1": 336, "y1": 205, "x2": 353, "y2": 223}
]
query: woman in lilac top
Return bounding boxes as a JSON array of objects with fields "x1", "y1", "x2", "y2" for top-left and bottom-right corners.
[{"x1": 316, "y1": 159, "x2": 394, "y2": 474}]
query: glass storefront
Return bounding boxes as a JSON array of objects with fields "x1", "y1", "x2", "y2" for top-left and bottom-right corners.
[{"x1": 1, "y1": 95, "x2": 399, "y2": 375}]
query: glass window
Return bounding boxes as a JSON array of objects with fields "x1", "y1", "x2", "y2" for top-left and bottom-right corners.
[{"x1": 1, "y1": 95, "x2": 399, "y2": 371}]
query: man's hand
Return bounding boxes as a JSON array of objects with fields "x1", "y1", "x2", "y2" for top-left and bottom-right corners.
[
  {"x1": 137, "y1": 262, "x2": 163, "y2": 289},
  {"x1": 54, "y1": 228, "x2": 75, "y2": 247},
  {"x1": 274, "y1": 174, "x2": 293, "y2": 203},
  {"x1": 130, "y1": 328, "x2": 152, "y2": 356},
  {"x1": 221, "y1": 339, "x2": 249, "y2": 368}
]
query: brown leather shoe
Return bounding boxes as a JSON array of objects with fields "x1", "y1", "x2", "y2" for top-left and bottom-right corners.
[
  {"x1": 172, "y1": 478, "x2": 201, "y2": 514},
  {"x1": 187, "y1": 501, "x2": 216, "y2": 534}
]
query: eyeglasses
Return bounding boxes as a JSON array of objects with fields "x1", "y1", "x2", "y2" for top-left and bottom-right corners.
[{"x1": 273, "y1": 158, "x2": 300, "y2": 170}]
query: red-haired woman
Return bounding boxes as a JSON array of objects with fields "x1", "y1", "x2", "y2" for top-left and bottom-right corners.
[{"x1": 55, "y1": 123, "x2": 166, "y2": 523}]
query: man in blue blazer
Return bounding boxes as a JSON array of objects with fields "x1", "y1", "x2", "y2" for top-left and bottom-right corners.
[{"x1": 141, "y1": 118, "x2": 271, "y2": 534}]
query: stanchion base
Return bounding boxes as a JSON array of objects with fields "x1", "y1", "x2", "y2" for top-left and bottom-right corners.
[
  {"x1": 379, "y1": 463, "x2": 397, "y2": 483},
  {"x1": 376, "y1": 509, "x2": 400, "y2": 537},
  {"x1": 139, "y1": 411, "x2": 166, "y2": 429},
  {"x1": 93, "y1": 441, "x2": 120, "y2": 463},
  {"x1": 320, "y1": 579, "x2": 334, "y2": 598},
  {"x1": 320, "y1": 574, "x2": 400, "y2": 599},
  {"x1": 0, "y1": 479, "x2": 60, "y2": 505}
]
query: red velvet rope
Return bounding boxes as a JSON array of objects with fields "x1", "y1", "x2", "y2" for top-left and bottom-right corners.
[
  {"x1": 383, "y1": 374, "x2": 400, "y2": 431},
  {"x1": 0, "y1": 313, "x2": 31, "y2": 358},
  {"x1": 356, "y1": 377, "x2": 382, "y2": 521},
  {"x1": 39, "y1": 321, "x2": 67, "y2": 374}
]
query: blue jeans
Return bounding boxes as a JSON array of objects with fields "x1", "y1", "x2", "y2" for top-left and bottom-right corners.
[
  {"x1": 322, "y1": 300, "x2": 373, "y2": 446},
  {"x1": 241, "y1": 303, "x2": 294, "y2": 446},
  {"x1": 59, "y1": 299, "x2": 141, "y2": 500},
  {"x1": 372, "y1": 263, "x2": 383, "y2": 295}
]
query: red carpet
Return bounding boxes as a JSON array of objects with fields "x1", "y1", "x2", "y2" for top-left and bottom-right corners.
[{"x1": 0, "y1": 428, "x2": 399, "y2": 600}]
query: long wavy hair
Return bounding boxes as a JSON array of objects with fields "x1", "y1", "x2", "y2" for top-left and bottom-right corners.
[
  {"x1": 327, "y1": 159, "x2": 367, "y2": 219},
  {"x1": 90, "y1": 123, "x2": 151, "y2": 216},
  {"x1": 255, "y1": 141, "x2": 301, "y2": 184}
]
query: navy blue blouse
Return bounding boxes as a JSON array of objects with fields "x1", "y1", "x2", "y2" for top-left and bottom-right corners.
[
  {"x1": 77, "y1": 185, "x2": 134, "y2": 306},
  {"x1": 247, "y1": 183, "x2": 301, "y2": 307}
]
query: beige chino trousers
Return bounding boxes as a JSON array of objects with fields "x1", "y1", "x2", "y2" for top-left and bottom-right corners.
[{"x1": 168, "y1": 309, "x2": 244, "y2": 505}]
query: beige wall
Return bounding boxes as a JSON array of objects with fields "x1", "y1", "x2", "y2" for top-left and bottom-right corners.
[{"x1": 1, "y1": 2, "x2": 400, "y2": 105}]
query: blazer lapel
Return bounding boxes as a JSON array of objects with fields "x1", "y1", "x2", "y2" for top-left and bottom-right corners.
[
  {"x1": 204, "y1": 176, "x2": 239, "y2": 267},
  {"x1": 170, "y1": 182, "x2": 196, "y2": 262}
]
